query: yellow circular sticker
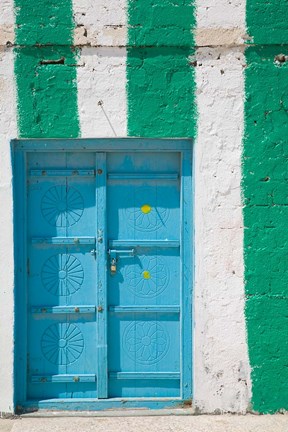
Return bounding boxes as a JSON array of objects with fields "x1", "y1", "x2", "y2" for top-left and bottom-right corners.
[
  {"x1": 142, "y1": 271, "x2": 151, "y2": 279},
  {"x1": 141, "y1": 204, "x2": 152, "y2": 214}
]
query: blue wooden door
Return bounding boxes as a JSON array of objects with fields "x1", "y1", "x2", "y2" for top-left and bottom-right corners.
[
  {"x1": 20, "y1": 142, "x2": 191, "y2": 405},
  {"x1": 27, "y1": 152, "x2": 101, "y2": 399},
  {"x1": 107, "y1": 152, "x2": 182, "y2": 397}
]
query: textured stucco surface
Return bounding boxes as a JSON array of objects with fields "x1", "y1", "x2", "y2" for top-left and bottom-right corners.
[
  {"x1": 0, "y1": 46, "x2": 17, "y2": 413},
  {"x1": 193, "y1": 0, "x2": 251, "y2": 414},
  {"x1": 127, "y1": 47, "x2": 196, "y2": 137},
  {"x1": 195, "y1": 0, "x2": 247, "y2": 46},
  {"x1": 246, "y1": 0, "x2": 288, "y2": 44},
  {"x1": 194, "y1": 47, "x2": 251, "y2": 413},
  {"x1": 14, "y1": 0, "x2": 79, "y2": 138},
  {"x1": 127, "y1": 0, "x2": 195, "y2": 137},
  {"x1": 73, "y1": 0, "x2": 127, "y2": 46},
  {"x1": 243, "y1": 0, "x2": 288, "y2": 413},
  {"x1": 14, "y1": 0, "x2": 75, "y2": 46},
  {"x1": 77, "y1": 47, "x2": 127, "y2": 137},
  {"x1": 0, "y1": 1, "x2": 15, "y2": 45},
  {"x1": 14, "y1": 47, "x2": 80, "y2": 138},
  {"x1": 0, "y1": 0, "x2": 253, "y2": 415},
  {"x1": 1, "y1": 0, "x2": 286, "y2": 416},
  {"x1": 243, "y1": 46, "x2": 288, "y2": 413}
]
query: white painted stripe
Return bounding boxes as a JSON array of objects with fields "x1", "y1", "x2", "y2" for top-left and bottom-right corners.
[
  {"x1": 73, "y1": 0, "x2": 127, "y2": 136},
  {"x1": 0, "y1": 0, "x2": 15, "y2": 45},
  {"x1": 195, "y1": 0, "x2": 247, "y2": 45},
  {"x1": 73, "y1": 0, "x2": 127, "y2": 46},
  {"x1": 193, "y1": 47, "x2": 251, "y2": 413},
  {"x1": 0, "y1": 47, "x2": 17, "y2": 413},
  {"x1": 77, "y1": 47, "x2": 127, "y2": 138}
]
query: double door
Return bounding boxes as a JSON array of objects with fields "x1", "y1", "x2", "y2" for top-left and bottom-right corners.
[{"x1": 15, "y1": 142, "x2": 192, "y2": 406}]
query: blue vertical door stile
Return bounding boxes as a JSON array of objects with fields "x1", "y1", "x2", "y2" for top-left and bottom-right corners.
[
  {"x1": 107, "y1": 152, "x2": 182, "y2": 397},
  {"x1": 96, "y1": 153, "x2": 108, "y2": 398},
  {"x1": 27, "y1": 152, "x2": 99, "y2": 399},
  {"x1": 15, "y1": 140, "x2": 192, "y2": 406}
]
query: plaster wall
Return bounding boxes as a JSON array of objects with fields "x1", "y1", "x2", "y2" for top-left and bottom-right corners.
[
  {"x1": 194, "y1": 47, "x2": 251, "y2": 413},
  {"x1": 73, "y1": 0, "x2": 127, "y2": 46},
  {"x1": 0, "y1": 0, "x2": 251, "y2": 413},
  {"x1": 0, "y1": 0, "x2": 14, "y2": 45},
  {"x1": 193, "y1": 0, "x2": 252, "y2": 413},
  {"x1": 0, "y1": 44, "x2": 17, "y2": 412},
  {"x1": 0, "y1": 0, "x2": 274, "y2": 415},
  {"x1": 77, "y1": 47, "x2": 127, "y2": 138}
]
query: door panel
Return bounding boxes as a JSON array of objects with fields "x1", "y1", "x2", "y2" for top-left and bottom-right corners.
[
  {"x1": 107, "y1": 152, "x2": 181, "y2": 397},
  {"x1": 27, "y1": 153, "x2": 98, "y2": 399},
  {"x1": 107, "y1": 182, "x2": 180, "y2": 240},
  {"x1": 108, "y1": 251, "x2": 180, "y2": 306}
]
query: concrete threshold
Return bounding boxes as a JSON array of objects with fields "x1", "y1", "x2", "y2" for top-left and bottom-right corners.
[
  {"x1": 20, "y1": 408, "x2": 194, "y2": 417},
  {"x1": 1, "y1": 414, "x2": 288, "y2": 432}
]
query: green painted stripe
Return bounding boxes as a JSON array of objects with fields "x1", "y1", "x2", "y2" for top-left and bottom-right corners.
[
  {"x1": 14, "y1": 0, "x2": 79, "y2": 138},
  {"x1": 127, "y1": 1, "x2": 196, "y2": 138},
  {"x1": 246, "y1": 0, "x2": 288, "y2": 45},
  {"x1": 244, "y1": 46, "x2": 288, "y2": 413}
]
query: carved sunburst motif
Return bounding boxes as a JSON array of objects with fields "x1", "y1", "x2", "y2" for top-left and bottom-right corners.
[
  {"x1": 123, "y1": 321, "x2": 169, "y2": 365},
  {"x1": 41, "y1": 185, "x2": 84, "y2": 227},
  {"x1": 41, "y1": 254, "x2": 84, "y2": 296},
  {"x1": 125, "y1": 255, "x2": 169, "y2": 298},
  {"x1": 41, "y1": 323, "x2": 84, "y2": 365},
  {"x1": 125, "y1": 188, "x2": 169, "y2": 232}
]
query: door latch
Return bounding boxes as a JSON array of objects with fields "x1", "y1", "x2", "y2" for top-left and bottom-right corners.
[
  {"x1": 90, "y1": 249, "x2": 96, "y2": 258},
  {"x1": 108, "y1": 249, "x2": 135, "y2": 274}
]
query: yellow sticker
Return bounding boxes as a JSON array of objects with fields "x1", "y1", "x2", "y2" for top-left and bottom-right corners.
[
  {"x1": 142, "y1": 271, "x2": 151, "y2": 279},
  {"x1": 141, "y1": 204, "x2": 152, "y2": 214}
]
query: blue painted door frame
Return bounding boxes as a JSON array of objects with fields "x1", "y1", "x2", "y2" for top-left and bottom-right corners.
[{"x1": 12, "y1": 138, "x2": 193, "y2": 411}]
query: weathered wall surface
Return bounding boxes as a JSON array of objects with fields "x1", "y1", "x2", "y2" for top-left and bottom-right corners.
[
  {"x1": 0, "y1": 45, "x2": 17, "y2": 414},
  {"x1": 0, "y1": 0, "x2": 17, "y2": 414},
  {"x1": 194, "y1": 47, "x2": 251, "y2": 413},
  {"x1": 0, "y1": 0, "x2": 251, "y2": 414},
  {"x1": 0, "y1": 0, "x2": 286, "y2": 415},
  {"x1": 243, "y1": 0, "x2": 288, "y2": 413},
  {"x1": 192, "y1": 0, "x2": 252, "y2": 413},
  {"x1": 14, "y1": 0, "x2": 79, "y2": 138}
]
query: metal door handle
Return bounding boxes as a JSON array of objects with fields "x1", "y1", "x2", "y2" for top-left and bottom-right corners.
[
  {"x1": 108, "y1": 249, "x2": 135, "y2": 274},
  {"x1": 108, "y1": 249, "x2": 135, "y2": 257}
]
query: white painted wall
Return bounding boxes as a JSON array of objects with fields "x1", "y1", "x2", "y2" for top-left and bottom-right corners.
[
  {"x1": 77, "y1": 47, "x2": 127, "y2": 138},
  {"x1": 73, "y1": 0, "x2": 127, "y2": 137},
  {"x1": 0, "y1": 0, "x2": 15, "y2": 45},
  {"x1": 73, "y1": 0, "x2": 127, "y2": 46},
  {"x1": 195, "y1": 0, "x2": 247, "y2": 46},
  {"x1": 193, "y1": 47, "x2": 251, "y2": 413},
  {"x1": 0, "y1": 46, "x2": 17, "y2": 414}
]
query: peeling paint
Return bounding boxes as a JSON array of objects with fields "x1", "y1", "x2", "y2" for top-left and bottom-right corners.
[
  {"x1": 0, "y1": 25, "x2": 14, "y2": 45},
  {"x1": 195, "y1": 28, "x2": 248, "y2": 46},
  {"x1": 72, "y1": 0, "x2": 127, "y2": 47}
]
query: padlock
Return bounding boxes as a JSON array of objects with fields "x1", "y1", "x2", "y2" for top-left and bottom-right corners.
[{"x1": 110, "y1": 258, "x2": 117, "y2": 273}]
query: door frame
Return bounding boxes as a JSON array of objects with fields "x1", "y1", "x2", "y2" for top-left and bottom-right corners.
[{"x1": 12, "y1": 138, "x2": 193, "y2": 412}]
